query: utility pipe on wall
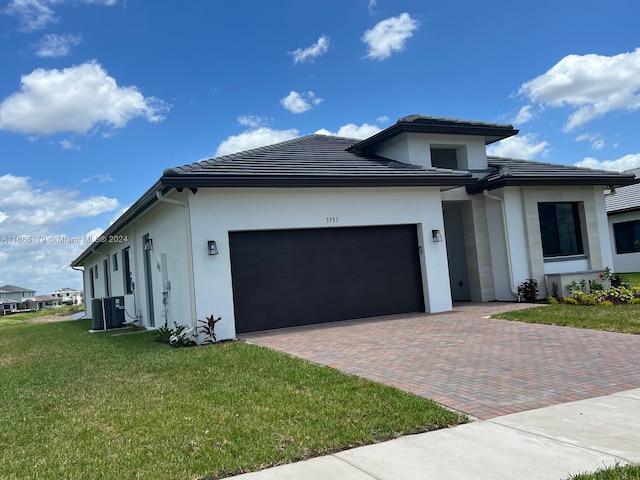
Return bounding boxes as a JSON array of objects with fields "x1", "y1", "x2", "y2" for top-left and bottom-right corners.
[
  {"x1": 155, "y1": 191, "x2": 198, "y2": 334},
  {"x1": 483, "y1": 190, "x2": 520, "y2": 300}
]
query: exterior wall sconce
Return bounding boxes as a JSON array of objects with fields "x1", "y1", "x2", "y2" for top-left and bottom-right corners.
[
  {"x1": 432, "y1": 229, "x2": 443, "y2": 243},
  {"x1": 144, "y1": 238, "x2": 153, "y2": 251},
  {"x1": 208, "y1": 240, "x2": 219, "y2": 255}
]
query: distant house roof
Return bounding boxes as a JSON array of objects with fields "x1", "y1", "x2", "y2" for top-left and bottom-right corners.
[
  {"x1": 0, "y1": 285, "x2": 36, "y2": 294},
  {"x1": 466, "y1": 157, "x2": 639, "y2": 194},
  {"x1": 36, "y1": 295, "x2": 58, "y2": 302},
  {"x1": 605, "y1": 168, "x2": 640, "y2": 215},
  {"x1": 348, "y1": 115, "x2": 519, "y2": 153}
]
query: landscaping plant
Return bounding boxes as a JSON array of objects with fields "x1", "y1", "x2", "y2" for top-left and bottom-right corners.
[
  {"x1": 198, "y1": 314, "x2": 222, "y2": 344},
  {"x1": 517, "y1": 278, "x2": 539, "y2": 302}
]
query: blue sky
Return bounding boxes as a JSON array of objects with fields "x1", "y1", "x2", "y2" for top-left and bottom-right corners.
[{"x1": 1, "y1": 0, "x2": 640, "y2": 295}]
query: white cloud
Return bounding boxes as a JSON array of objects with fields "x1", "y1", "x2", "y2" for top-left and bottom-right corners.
[
  {"x1": 280, "y1": 91, "x2": 322, "y2": 114},
  {"x1": 237, "y1": 115, "x2": 268, "y2": 128},
  {"x1": 376, "y1": 115, "x2": 390, "y2": 123},
  {"x1": 35, "y1": 33, "x2": 82, "y2": 57},
  {"x1": 575, "y1": 153, "x2": 640, "y2": 172},
  {"x1": 0, "y1": 174, "x2": 119, "y2": 226},
  {"x1": 486, "y1": 133, "x2": 550, "y2": 159},
  {"x1": 362, "y1": 13, "x2": 419, "y2": 60},
  {"x1": 575, "y1": 132, "x2": 605, "y2": 151},
  {"x1": 513, "y1": 105, "x2": 534, "y2": 124},
  {"x1": 0, "y1": 174, "x2": 120, "y2": 293},
  {"x1": 215, "y1": 127, "x2": 299, "y2": 156},
  {"x1": 367, "y1": 0, "x2": 376, "y2": 14},
  {"x1": 0, "y1": 61, "x2": 169, "y2": 136},
  {"x1": 6, "y1": 0, "x2": 117, "y2": 32},
  {"x1": 79, "y1": 174, "x2": 114, "y2": 184},
  {"x1": 59, "y1": 139, "x2": 80, "y2": 150},
  {"x1": 315, "y1": 122, "x2": 381, "y2": 139},
  {"x1": 5, "y1": 0, "x2": 57, "y2": 31},
  {"x1": 289, "y1": 36, "x2": 330, "y2": 64},
  {"x1": 519, "y1": 48, "x2": 640, "y2": 131}
]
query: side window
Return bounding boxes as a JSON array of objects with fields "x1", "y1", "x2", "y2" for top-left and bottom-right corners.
[
  {"x1": 613, "y1": 220, "x2": 640, "y2": 254},
  {"x1": 103, "y1": 259, "x2": 110, "y2": 297},
  {"x1": 122, "y1": 247, "x2": 133, "y2": 294},
  {"x1": 89, "y1": 267, "x2": 95, "y2": 299},
  {"x1": 113, "y1": 253, "x2": 118, "y2": 271}
]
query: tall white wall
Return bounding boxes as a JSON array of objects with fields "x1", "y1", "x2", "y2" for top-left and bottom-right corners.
[
  {"x1": 188, "y1": 186, "x2": 452, "y2": 340},
  {"x1": 81, "y1": 191, "x2": 192, "y2": 330}
]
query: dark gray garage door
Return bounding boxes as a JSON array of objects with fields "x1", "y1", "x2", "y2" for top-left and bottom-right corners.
[{"x1": 230, "y1": 225, "x2": 424, "y2": 334}]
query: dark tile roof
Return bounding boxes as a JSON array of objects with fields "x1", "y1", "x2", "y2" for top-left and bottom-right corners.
[
  {"x1": 36, "y1": 295, "x2": 58, "y2": 302},
  {"x1": 348, "y1": 115, "x2": 519, "y2": 153},
  {"x1": 605, "y1": 168, "x2": 640, "y2": 214},
  {"x1": 162, "y1": 134, "x2": 476, "y2": 188},
  {"x1": 0, "y1": 285, "x2": 35, "y2": 293},
  {"x1": 466, "y1": 157, "x2": 640, "y2": 194}
]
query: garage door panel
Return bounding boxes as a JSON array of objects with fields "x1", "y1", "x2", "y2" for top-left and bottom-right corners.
[
  {"x1": 230, "y1": 225, "x2": 424, "y2": 334},
  {"x1": 231, "y1": 247, "x2": 419, "y2": 282},
  {"x1": 233, "y1": 267, "x2": 422, "y2": 308},
  {"x1": 234, "y1": 286, "x2": 423, "y2": 333}
]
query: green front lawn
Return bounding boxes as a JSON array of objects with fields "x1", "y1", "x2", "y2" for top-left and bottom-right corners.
[
  {"x1": 620, "y1": 272, "x2": 640, "y2": 288},
  {"x1": 0, "y1": 320, "x2": 464, "y2": 480},
  {"x1": 567, "y1": 464, "x2": 640, "y2": 479},
  {"x1": 494, "y1": 304, "x2": 640, "y2": 334},
  {"x1": 0, "y1": 306, "x2": 83, "y2": 326}
]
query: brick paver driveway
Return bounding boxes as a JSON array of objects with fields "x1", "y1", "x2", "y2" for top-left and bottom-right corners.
[{"x1": 241, "y1": 303, "x2": 640, "y2": 419}]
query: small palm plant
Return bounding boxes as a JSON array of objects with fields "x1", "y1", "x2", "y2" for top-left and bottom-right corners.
[{"x1": 198, "y1": 314, "x2": 222, "y2": 344}]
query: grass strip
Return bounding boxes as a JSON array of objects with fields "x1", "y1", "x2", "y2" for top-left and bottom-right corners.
[
  {"x1": 0, "y1": 319, "x2": 464, "y2": 480},
  {"x1": 493, "y1": 304, "x2": 640, "y2": 334},
  {"x1": 568, "y1": 463, "x2": 640, "y2": 479}
]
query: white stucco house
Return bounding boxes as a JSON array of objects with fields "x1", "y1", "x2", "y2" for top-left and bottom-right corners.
[
  {"x1": 50, "y1": 287, "x2": 84, "y2": 306},
  {"x1": 71, "y1": 115, "x2": 638, "y2": 340},
  {"x1": 606, "y1": 168, "x2": 640, "y2": 273},
  {"x1": 0, "y1": 285, "x2": 37, "y2": 314}
]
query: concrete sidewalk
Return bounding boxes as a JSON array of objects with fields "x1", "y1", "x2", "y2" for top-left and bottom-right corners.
[{"x1": 229, "y1": 389, "x2": 640, "y2": 479}]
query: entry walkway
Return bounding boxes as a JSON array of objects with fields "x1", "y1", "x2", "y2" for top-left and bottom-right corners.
[{"x1": 242, "y1": 303, "x2": 640, "y2": 419}]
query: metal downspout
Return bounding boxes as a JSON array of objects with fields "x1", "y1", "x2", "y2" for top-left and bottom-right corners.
[
  {"x1": 155, "y1": 191, "x2": 198, "y2": 334},
  {"x1": 483, "y1": 190, "x2": 520, "y2": 300}
]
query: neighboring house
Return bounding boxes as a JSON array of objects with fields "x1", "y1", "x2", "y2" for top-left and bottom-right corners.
[
  {"x1": 50, "y1": 287, "x2": 84, "y2": 306},
  {"x1": 71, "y1": 115, "x2": 638, "y2": 340},
  {"x1": 36, "y1": 295, "x2": 61, "y2": 310},
  {"x1": 0, "y1": 285, "x2": 36, "y2": 303},
  {"x1": 0, "y1": 301, "x2": 18, "y2": 315},
  {"x1": 605, "y1": 168, "x2": 640, "y2": 273},
  {"x1": 0, "y1": 285, "x2": 37, "y2": 314}
]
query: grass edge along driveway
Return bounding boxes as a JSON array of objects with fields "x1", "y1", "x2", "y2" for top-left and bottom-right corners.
[
  {"x1": 493, "y1": 304, "x2": 640, "y2": 334},
  {"x1": 0, "y1": 319, "x2": 465, "y2": 480}
]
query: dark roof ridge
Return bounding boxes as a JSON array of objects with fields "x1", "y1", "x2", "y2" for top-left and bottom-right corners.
[
  {"x1": 487, "y1": 155, "x2": 636, "y2": 176},
  {"x1": 399, "y1": 114, "x2": 513, "y2": 129}
]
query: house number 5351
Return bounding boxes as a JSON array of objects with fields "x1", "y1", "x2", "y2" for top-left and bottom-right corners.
[{"x1": 326, "y1": 216, "x2": 339, "y2": 224}]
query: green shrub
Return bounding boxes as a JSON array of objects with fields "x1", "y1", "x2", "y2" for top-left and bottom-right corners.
[
  {"x1": 573, "y1": 291, "x2": 597, "y2": 306},
  {"x1": 562, "y1": 297, "x2": 578, "y2": 305},
  {"x1": 630, "y1": 298, "x2": 640, "y2": 305},
  {"x1": 598, "y1": 301, "x2": 613, "y2": 307},
  {"x1": 547, "y1": 296, "x2": 559, "y2": 305}
]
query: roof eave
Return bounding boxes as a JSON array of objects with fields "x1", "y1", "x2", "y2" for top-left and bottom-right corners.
[
  {"x1": 348, "y1": 123, "x2": 519, "y2": 153},
  {"x1": 161, "y1": 174, "x2": 477, "y2": 189},
  {"x1": 466, "y1": 176, "x2": 640, "y2": 195}
]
